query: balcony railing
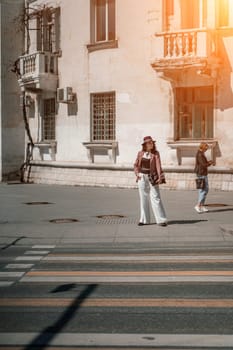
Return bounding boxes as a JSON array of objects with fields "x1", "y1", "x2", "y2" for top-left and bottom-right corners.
[
  {"x1": 164, "y1": 31, "x2": 198, "y2": 58},
  {"x1": 151, "y1": 29, "x2": 214, "y2": 70},
  {"x1": 18, "y1": 52, "x2": 58, "y2": 91}
]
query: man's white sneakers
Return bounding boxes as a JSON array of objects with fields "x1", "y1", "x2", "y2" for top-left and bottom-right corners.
[
  {"x1": 194, "y1": 205, "x2": 202, "y2": 213},
  {"x1": 202, "y1": 206, "x2": 209, "y2": 212},
  {"x1": 194, "y1": 205, "x2": 209, "y2": 213}
]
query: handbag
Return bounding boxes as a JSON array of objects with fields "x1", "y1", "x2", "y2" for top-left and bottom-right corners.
[
  {"x1": 148, "y1": 173, "x2": 159, "y2": 186},
  {"x1": 195, "y1": 178, "x2": 205, "y2": 190},
  {"x1": 148, "y1": 173, "x2": 166, "y2": 186}
]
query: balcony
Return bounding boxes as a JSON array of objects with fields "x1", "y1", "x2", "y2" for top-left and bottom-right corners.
[
  {"x1": 18, "y1": 52, "x2": 58, "y2": 92},
  {"x1": 151, "y1": 29, "x2": 221, "y2": 76}
]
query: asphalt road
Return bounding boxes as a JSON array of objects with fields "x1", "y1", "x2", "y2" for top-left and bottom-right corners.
[
  {"x1": 0, "y1": 184, "x2": 233, "y2": 348},
  {"x1": 0, "y1": 244, "x2": 233, "y2": 349}
]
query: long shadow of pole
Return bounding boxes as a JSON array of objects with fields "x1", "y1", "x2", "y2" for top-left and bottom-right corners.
[{"x1": 24, "y1": 284, "x2": 98, "y2": 350}]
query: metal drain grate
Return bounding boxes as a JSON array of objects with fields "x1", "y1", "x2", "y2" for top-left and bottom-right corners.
[
  {"x1": 49, "y1": 218, "x2": 79, "y2": 224},
  {"x1": 96, "y1": 215, "x2": 137, "y2": 225},
  {"x1": 25, "y1": 202, "x2": 53, "y2": 205}
]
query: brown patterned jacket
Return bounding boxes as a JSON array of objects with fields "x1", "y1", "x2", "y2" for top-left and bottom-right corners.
[{"x1": 134, "y1": 151, "x2": 165, "y2": 184}]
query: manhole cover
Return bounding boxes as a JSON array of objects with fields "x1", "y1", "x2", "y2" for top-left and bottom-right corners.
[
  {"x1": 49, "y1": 218, "x2": 79, "y2": 224},
  {"x1": 206, "y1": 203, "x2": 229, "y2": 207},
  {"x1": 97, "y1": 215, "x2": 125, "y2": 219},
  {"x1": 25, "y1": 202, "x2": 53, "y2": 205}
]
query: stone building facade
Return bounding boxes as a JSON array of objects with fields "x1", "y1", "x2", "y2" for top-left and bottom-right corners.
[{"x1": 17, "y1": 0, "x2": 233, "y2": 190}]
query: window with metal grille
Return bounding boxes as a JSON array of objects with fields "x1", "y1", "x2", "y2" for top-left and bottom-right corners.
[
  {"x1": 91, "y1": 92, "x2": 116, "y2": 141},
  {"x1": 43, "y1": 98, "x2": 56, "y2": 141},
  {"x1": 90, "y1": 0, "x2": 115, "y2": 43},
  {"x1": 175, "y1": 86, "x2": 213, "y2": 140}
]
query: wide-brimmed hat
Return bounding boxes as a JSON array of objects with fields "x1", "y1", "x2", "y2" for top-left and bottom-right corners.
[{"x1": 141, "y1": 136, "x2": 155, "y2": 145}]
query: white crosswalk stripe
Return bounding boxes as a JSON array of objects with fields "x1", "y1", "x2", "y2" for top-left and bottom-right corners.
[
  {"x1": 0, "y1": 332, "x2": 232, "y2": 348},
  {"x1": 15, "y1": 256, "x2": 45, "y2": 261},
  {"x1": 32, "y1": 245, "x2": 56, "y2": 249},
  {"x1": 5, "y1": 264, "x2": 34, "y2": 269},
  {"x1": 24, "y1": 250, "x2": 50, "y2": 255},
  {"x1": 0, "y1": 281, "x2": 14, "y2": 287}
]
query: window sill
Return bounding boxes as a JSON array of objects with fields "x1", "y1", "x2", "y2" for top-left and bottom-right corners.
[
  {"x1": 34, "y1": 141, "x2": 57, "y2": 161},
  {"x1": 34, "y1": 141, "x2": 57, "y2": 147},
  {"x1": 83, "y1": 141, "x2": 118, "y2": 163},
  {"x1": 167, "y1": 139, "x2": 218, "y2": 165},
  {"x1": 87, "y1": 40, "x2": 118, "y2": 53}
]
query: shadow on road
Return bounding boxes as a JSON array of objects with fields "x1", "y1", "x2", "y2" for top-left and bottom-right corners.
[
  {"x1": 168, "y1": 219, "x2": 208, "y2": 225},
  {"x1": 23, "y1": 283, "x2": 98, "y2": 350},
  {"x1": 207, "y1": 208, "x2": 233, "y2": 213},
  {"x1": 50, "y1": 283, "x2": 77, "y2": 293}
]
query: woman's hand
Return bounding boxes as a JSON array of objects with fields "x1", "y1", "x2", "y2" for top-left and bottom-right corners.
[{"x1": 156, "y1": 177, "x2": 166, "y2": 185}]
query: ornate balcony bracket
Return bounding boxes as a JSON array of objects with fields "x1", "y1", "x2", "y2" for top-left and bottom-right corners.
[
  {"x1": 167, "y1": 140, "x2": 219, "y2": 166},
  {"x1": 83, "y1": 141, "x2": 118, "y2": 164}
]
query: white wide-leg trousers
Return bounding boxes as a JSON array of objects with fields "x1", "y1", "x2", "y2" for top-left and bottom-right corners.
[{"x1": 138, "y1": 174, "x2": 167, "y2": 224}]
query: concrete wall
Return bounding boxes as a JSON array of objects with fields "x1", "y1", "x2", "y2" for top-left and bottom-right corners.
[
  {"x1": 0, "y1": 0, "x2": 25, "y2": 180},
  {"x1": 24, "y1": 162, "x2": 233, "y2": 192}
]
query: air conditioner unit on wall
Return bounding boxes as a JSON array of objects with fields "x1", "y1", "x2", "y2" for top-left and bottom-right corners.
[{"x1": 57, "y1": 87, "x2": 75, "y2": 103}]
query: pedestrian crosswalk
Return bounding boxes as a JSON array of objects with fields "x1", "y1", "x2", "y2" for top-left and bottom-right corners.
[
  {"x1": 0, "y1": 247, "x2": 233, "y2": 348},
  {"x1": 0, "y1": 244, "x2": 56, "y2": 287}
]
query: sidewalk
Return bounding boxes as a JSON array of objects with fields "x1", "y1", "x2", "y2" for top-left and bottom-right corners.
[{"x1": 0, "y1": 183, "x2": 233, "y2": 249}]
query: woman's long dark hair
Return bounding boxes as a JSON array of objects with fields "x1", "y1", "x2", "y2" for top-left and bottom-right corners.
[{"x1": 142, "y1": 141, "x2": 157, "y2": 154}]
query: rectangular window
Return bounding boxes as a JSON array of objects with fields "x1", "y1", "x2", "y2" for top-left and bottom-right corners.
[
  {"x1": 175, "y1": 86, "x2": 213, "y2": 140},
  {"x1": 180, "y1": 0, "x2": 200, "y2": 29},
  {"x1": 91, "y1": 0, "x2": 115, "y2": 43},
  {"x1": 91, "y1": 92, "x2": 116, "y2": 141},
  {"x1": 163, "y1": 0, "x2": 174, "y2": 31},
  {"x1": 217, "y1": 0, "x2": 229, "y2": 27},
  {"x1": 35, "y1": 7, "x2": 60, "y2": 53},
  {"x1": 43, "y1": 98, "x2": 56, "y2": 141}
]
